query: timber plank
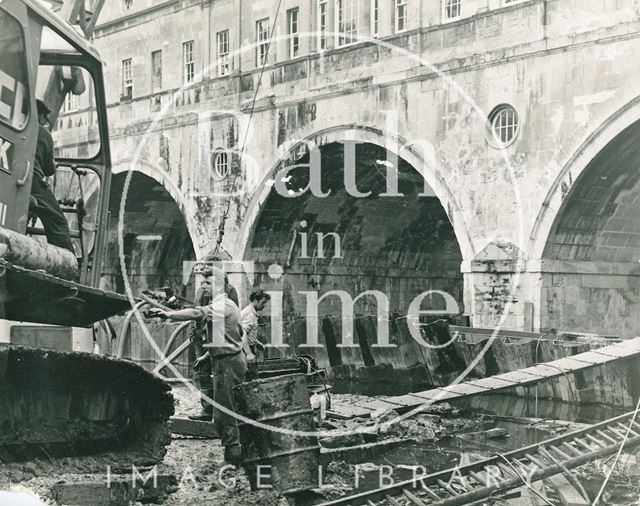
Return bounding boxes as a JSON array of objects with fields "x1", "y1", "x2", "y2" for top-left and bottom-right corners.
[
  {"x1": 327, "y1": 405, "x2": 373, "y2": 419},
  {"x1": 328, "y1": 337, "x2": 640, "y2": 419},
  {"x1": 572, "y1": 351, "x2": 615, "y2": 365},
  {"x1": 548, "y1": 357, "x2": 595, "y2": 372},
  {"x1": 352, "y1": 399, "x2": 405, "y2": 413},
  {"x1": 520, "y1": 364, "x2": 565, "y2": 377},
  {"x1": 441, "y1": 383, "x2": 491, "y2": 395},
  {"x1": 494, "y1": 370, "x2": 545, "y2": 383},
  {"x1": 170, "y1": 417, "x2": 219, "y2": 438},
  {"x1": 467, "y1": 377, "x2": 519, "y2": 390}
]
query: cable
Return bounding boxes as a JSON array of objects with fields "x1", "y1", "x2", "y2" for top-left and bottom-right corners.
[
  {"x1": 591, "y1": 400, "x2": 640, "y2": 505},
  {"x1": 212, "y1": 0, "x2": 285, "y2": 257},
  {"x1": 532, "y1": 333, "x2": 575, "y2": 421},
  {"x1": 494, "y1": 453, "x2": 554, "y2": 506}
]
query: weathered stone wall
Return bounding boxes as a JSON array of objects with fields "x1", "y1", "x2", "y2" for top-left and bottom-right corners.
[{"x1": 65, "y1": 0, "x2": 640, "y2": 337}]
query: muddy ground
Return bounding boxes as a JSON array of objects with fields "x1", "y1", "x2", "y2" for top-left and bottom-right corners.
[{"x1": 2, "y1": 384, "x2": 640, "y2": 505}]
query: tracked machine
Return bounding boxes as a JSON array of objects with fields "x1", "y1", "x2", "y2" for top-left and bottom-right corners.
[{"x1": 0, "y1": 0, "x2": 173, "y2": 468}]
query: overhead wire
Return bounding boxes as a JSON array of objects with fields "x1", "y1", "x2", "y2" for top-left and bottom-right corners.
[{"x1": 212, "y1": 0, "x2": 285, "y2": 258}]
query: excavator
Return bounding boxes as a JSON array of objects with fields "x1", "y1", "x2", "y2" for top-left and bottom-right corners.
[{"x1": 0, "y1": 0, "x2": 173, "y2": 466}]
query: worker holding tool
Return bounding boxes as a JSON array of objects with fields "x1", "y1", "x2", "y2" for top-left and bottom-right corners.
[{"x1": 149, "y1": 266, "x2": 247, "y2": 466}]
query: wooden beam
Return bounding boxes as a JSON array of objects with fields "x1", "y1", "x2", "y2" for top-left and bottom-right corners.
[{"x1": 170, "y1": 416, "x2": 219, "y2": 439}]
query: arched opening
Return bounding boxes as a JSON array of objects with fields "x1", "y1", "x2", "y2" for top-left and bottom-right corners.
[
  {"x1": 101, "y1": 172, "x2": 196, "y2": 299},
  {"x1": 541, "y1": 120, "x2": 640, "y2": 338},
  {"x1": 243, "y1": 141, "x2": 466, "y2": 385}
]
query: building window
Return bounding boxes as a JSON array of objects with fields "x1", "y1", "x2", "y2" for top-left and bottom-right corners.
[
  {"x1": 371, "y1": 0, "x2": 379, "y2": 36},
  {"x1": 318, "y1": 0, "x2": 328, "y2": 50},
  {"x1": 444, "y1": 0, "x2": 461, "y2": 19},
  {"x1": 287, "y1": 8, "x2": 300, "y2": 58},
  {"x1": 395, "y1": 0, "x2": 407, "y2": 32},
  {"x1": 336, "y1": 0, "x2": 359, "y2": 46},
  {"x1": 256, "y1": 18, "x2": 270, "y2": 66},
  {"x1": 213, "y1": 151, "x2": 229, "y2": 179},
  {"x1": 123, "y1": 0, "x2": 132, "y2": 9},
  {"x1": 183, "y1": 41, "x2": 194, "y2": 84},
  {"x1": 122, "y1": 58, "x2": 132, "y2": 99},
  {"x1": 151, "y1": 50, "x2": 162, "y2": 91},
  {"x1": 63, "y1": 92, "x2": 79, "y2": 113},
  {"x1": 217, "y1": 30, "x2": 230, "y2": 76},
  {"x1": 488, "y1": 104, "x2": 519, "y2": 146}
]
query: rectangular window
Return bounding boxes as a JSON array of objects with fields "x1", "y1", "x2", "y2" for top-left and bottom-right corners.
[
  {"x1": 444, "y1": 0, "x2": 461, "y2": 19},
  {"x1": 395, "y1": 0, "x2": 407, "y2": 32},
  {"x1": 336, "y1": 0, "x2": 359, "y2": 46},
  {"x1": 287, "y1": 8, "x2": 299, "y2": 58},
  {"x1": 151, "y1": 50, "x2": 162, "y2": 91},
  {"x1": 371, "y1": 0, "x2": 379, "y2": 36},
  {"x1": 122, "y1": 58, "x2": 132, "y2": 99},
  {"x1": 217, "y1": 30, "x2": 230, "y2": 76},
  {"x1": 318, "y1": 0, "x2": 328, "y2": 50},
  {"x1": 63, "y1": 92, "x2": 79, "y2": 113},
  {"x1": 256, "y1": 18, "x2": 270, "y2": 66},
  {"x1": 183, "y1": 41, "x2": 194, "y2": 84}
]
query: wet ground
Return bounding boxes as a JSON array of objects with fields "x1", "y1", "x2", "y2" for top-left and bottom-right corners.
[{"x1": 2, "y1": 382, "x2": 640, "y2": 505}]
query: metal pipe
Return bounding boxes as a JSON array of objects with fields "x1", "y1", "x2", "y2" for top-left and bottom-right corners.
[
  {"x1": 162, "y1": 321, "x2": 192, "y2": 357},
  {"x1": 154, "y1": 339, "x2": 191, "y2": 375},
  {"x1": 116, "y1": 300, "x2": 147, "y2": 359}
]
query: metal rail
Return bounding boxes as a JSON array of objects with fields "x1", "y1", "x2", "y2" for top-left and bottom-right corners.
[{"x1": 319, "y1": 411, "x2": 640, "y2": 506}]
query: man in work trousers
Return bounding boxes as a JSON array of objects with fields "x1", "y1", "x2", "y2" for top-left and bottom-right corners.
[
  {"x1": 188, "y1": 273, "x2": 213, "y2": 421},
  {"x1": 151, "y1": 267, "x2": 247, "y2": 465},
  {"x1": 189, "y1": 269, "x2": 241, "y2": 421},
  {"x1": 31, "y1": 100, "x2": 74, "y2": 253},
  {"x1": 241, "y1": 289, "x2": 270, "y2": 380}
]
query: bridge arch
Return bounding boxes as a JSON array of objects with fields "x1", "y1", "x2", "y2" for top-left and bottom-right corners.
[
  {"x1": 531, "y1": 98, "x2": 640, "y2": 337},
  {"x1": 102, "y1": 159, "x2": 198, "y2": 297},
  {"x1": 238, "y1": 127, "x2": 470, "y2": 329},
  {"x1": 235, "y1": 126, "x2": 475, "y2": 263},
  {"x1": 529, "y1": 96, "x2": 640, "y2": 262}
]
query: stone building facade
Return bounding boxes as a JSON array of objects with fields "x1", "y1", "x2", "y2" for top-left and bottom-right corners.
[{"x1": 55, "y1": 0, "x2": 640, "y2": 340}]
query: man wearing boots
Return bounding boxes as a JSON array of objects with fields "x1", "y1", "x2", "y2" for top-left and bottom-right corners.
[
  {"x1": 150, "y1": 267, "x2": 247, "y2": 465},
  {"x1": 188, "y1": 268, "x2": 241, "y2": 421},
  {"x1": 188, "y1": 273, "x2": 213, "y2": 421}
]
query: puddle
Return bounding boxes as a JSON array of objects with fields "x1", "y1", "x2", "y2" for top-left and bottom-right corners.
[
  {"x1": 341, "y1": 417, "x2": 558, "y2": 494},
  {"x1": 452, "y1": 393, "x2": 627, "y2": 424}
]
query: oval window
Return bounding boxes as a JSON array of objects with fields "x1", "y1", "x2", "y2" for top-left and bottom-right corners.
[
  {"x1": 212, "y1": 151, "x2": 229, "y2": 179},
  {"x1": 488, "y1": 104, "x2": 519, "y2": 147}
]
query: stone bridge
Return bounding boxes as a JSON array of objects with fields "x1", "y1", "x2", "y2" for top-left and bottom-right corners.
[{"x1": 56, "y1": 0, "x2": 640, "y2": 339}]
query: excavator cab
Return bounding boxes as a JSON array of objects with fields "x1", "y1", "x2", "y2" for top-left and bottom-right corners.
[{"x1": 0, "y1": 0, "x2": 130, "y2": 345}]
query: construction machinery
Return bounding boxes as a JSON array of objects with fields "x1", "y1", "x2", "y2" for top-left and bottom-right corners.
[{"x1": 0, "y1": 0, "x2": 173, "y2": 466}]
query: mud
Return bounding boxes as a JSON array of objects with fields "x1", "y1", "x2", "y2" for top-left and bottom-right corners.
[{"x1": 4, "y1": 384, "x2": 640, "y2": 505}]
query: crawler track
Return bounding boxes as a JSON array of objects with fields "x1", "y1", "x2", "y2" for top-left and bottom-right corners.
[{"x1": 0, "y1": 346, "x2": 174, "y2": 469}]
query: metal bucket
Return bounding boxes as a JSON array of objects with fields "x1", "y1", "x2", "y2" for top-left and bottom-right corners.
[{"x1": 233, "y1": 373, "x2": 320, "y2": 495}]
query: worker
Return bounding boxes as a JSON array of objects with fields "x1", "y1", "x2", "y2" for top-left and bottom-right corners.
[
  {"x1": 241, "y1": 289, "x2": 270, "y2": 380},
  {"x1": 31, "y1": 100, "x2": 74, "y2": 253},
  {"x1": 187, "y1": 271, "x2": 214, "y2": 421},
  {"x1": 149, "y1": 267, "x2": 247, "y2": 466},
  {"x1": 188, "y1": 268, "x2": 240, "y2": 421}
]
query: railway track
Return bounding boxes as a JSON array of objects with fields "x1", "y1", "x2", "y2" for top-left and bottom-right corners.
[{"x1": 319, "y1": 411, "x2": 640, "y2": 506}]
